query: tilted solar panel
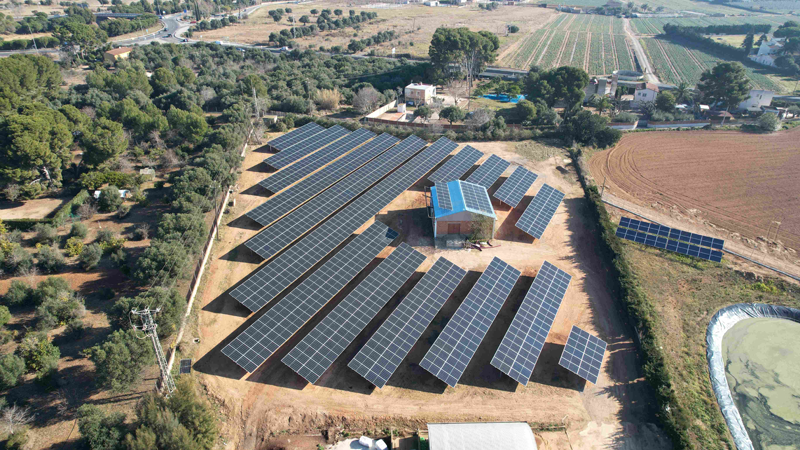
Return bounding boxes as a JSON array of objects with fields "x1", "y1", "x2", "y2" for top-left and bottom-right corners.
[
  {"x1": 515, "y1": 184, "x2": 565, "y2": 239},
  {"x1": 615, "y1": 227, "x2": 723, "y2": 262},
  {"x1": 420, "y1": 257, "x2": 520, "y2": 387},
  {"x1": 267, "y1": 122, "x2": 325, "y2": 151},
  {"x1": 231, "y1": 137, "x2": 457, "y2": 313},
  {"x1": 428, "y1": 145, "x2": 483, "y2": 184},
  {"x1": 249, "y1": 134, "x2": 400, "y2": 228},
  {"x1": 493, "y1": 167, "x2": 538, "y2": 208},
  {"x1": 264, "y1": 125, "x2": 350, "y2": 169},
  {"x1": 436, "y1": 183, "x2": 452, "y2": 210},
  {"x1": 282, "y1": 243, "x2": 426, "y2": 384},
  {"x1": 349, "y1": 257, "x2": 467, "y2": 388},
  {"x1": 460, "y1": 181, "x2": 493, "y2": 215},
  {"x1": 490, "y1": 261, "x2": 571, "y2": 385},
  {"x1": 558, "y1": 325, "x2": 607, "y2": 384},
  {"x1": 260, "y1": 128, "x2": 375, "y2": 194},
  {"x1": 465, "y1": 154, "x2": 510, "y2": 189},
  {"x1": 618, "y1": 217, "x2": 725, "y2": 250},
  {"x1": 222, "y1": 222, "x2": 399, "y2": 373}
]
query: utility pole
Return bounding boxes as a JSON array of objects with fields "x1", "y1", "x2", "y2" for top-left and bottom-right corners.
[{"x1": 132, "y1": 308, "x2": 176, "y2": 396}]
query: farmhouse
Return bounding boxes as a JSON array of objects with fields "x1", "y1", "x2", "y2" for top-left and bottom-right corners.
[
  {"x1": 738, "y1": 89, "x2": 774, "y2": 112},
  {"x1": 427, "y1": 422, "x2": 538, "y2": 450},
  {"x1": 405, "y1": 82, "x2": 437, "y2": 106},
  {"x1": 748, "y1": 38, "x2": 784, "y2": 68},
  {"x1": 632, "y1": 82, "x2": 659, "y2": 106},
  {"x1": 430, "y1": 180, "x2": 496, "y2": 239},
  {"x1": 104, "y1": 47, "x2": 133, "y2": 64}
]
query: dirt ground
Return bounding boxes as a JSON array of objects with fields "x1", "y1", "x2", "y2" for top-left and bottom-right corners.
[
  {"x1": 191, "y1": 134, "x2": 670, "y2": 450},
  {"x1": 0, "y1": 196, "x2": 69, "y2": 220}
]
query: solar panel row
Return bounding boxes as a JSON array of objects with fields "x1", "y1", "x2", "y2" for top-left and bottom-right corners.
[
  {"x1": 615, "y1": 227, "x2": 723, "y2": 262},
  {"x1": 282, "y1": 243, "x2": 426, "y2": 384},
  {"x1": 459, "y1": 181, "x2": 494, "y2": 215},
  {"x1": 231, "y1": 136, "x2": 457, "y2": 313},
  {"x1": 245, "y1": 135, "x2": 428, "y2": 261},
  {"x1": 558, "y1": 325, "x2": 607, "y2": 384},
  {"x1": 428, "y1": 145, "x2": 483, "y2": 184},
  {"x1": 493, "y1": 167, "x2": 538, "y2": 208},
  {"x1": 465, "y1": 154, "x2": 510, "y2": 189},
  {"x1": 264, "y1": 125, "x2": 350, "y2": 169},
  {"x1": 249, "y1": 134, "x2": 400, "y2": 228},
  {"x1": 267, "y1": 122, "x2": 325, "y2": 151},
  {"x1": 516, "y1": 184, "x2": 565, "y2": 239},
  {"x1": 260, "y1": 128, "x2": 375, "y2": 194},
  {"x1": 619, "y1": 217, "x2": 724, "y2": 250},
  {"x1": 420, "y1": 257, "x2": 520, "y2": 387},
  {"x1": 436, "y1": 183, "x2": 453, "y2": 210},
  {"x1": 490, "y1": 261, "x2": 571, "y2": 385},
  {"x1": 222, "y1": 222, "x2": 399, "y2": 373},
  {"x1": 349, "y1": 257, "x2": 467, "y2": 388}
]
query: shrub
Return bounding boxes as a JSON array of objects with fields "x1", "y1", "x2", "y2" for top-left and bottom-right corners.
[
  {"x1": 77, "y1": 404, "x2": 127, "y2": 450},
  {"x1": 315, "y1": 89, "x2": 342, "y2": 110},
  {"x1": 117, "y1": 203, "x2": 131, "y2": 219},
  {"x1": 70, "y1": 222, "x2": 88, "y2": 239},
  {"x1": 98, "y1": 185, "x2": 123, "y2": 212},
  {"x1": 0, "y1": 354, "x2": 26, "y2": 390},
  {"x1": 77, "y1": 202, "x2": 97, "y2": 220},
  {"x1": 5, "y1": 427, "x2": 28, "y2": 450},
  {"x1": 133, "y1": 224, "x2": 149, "y2": 241},
  {"x1": 65, "y1": 318, "x2": 85, "y2": 338},
  {"x1": 80, "y1": 244, "x2": 102, "y2": 271},
  {"x1": 110, "y1": 248, "x2": 127, "y2": 268},
  {"x1": 17, "y1": 332, "x2": 60, "y2": 378},
  {"x1": 100, "y1": 236, "x2": 126, "y2": 254},
  {"x1": 96, "y1": 229, "x2": 114, "y2": 244},
  {"x1": 37, "y1": 245, "x2": 65, "y2": 273},
  {"x1": 33, "y1": 223, "x2": 58, "y2": 245},
  {"x1": 84, "y1": 329, "x2": 153, "y2": 392},
  {"x1": 36, "y1": 291, "x2": 85, "y2": 330},
  {"x1": 612, "y1": 112, "x2": 638, "y2": 123},
  {"x1": 0, "y1": 306, "x2": 10, "y2": 328},
  {"x1": 757, "y1": 112, "x2": 780, "y2": 132},
  {"x1": 3, "y1": 280, "x2": 32, "y2": 306},
  {"x1": 32, "y1": 277, "x2": 72, "y2": 306},
  {"x1": 65, "y1": 236, "x2": 85, "y2": 257}
]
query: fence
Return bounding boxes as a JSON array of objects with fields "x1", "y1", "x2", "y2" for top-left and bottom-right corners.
[
  {"x1": 647, "y1": 120, "x2": 710, "y2": 129},
  {"x1": 609, "y1": 122, "x2": 638, "y2": 131}
]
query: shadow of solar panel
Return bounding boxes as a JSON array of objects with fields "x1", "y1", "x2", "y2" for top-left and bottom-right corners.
[
  {"x1": 465, "y1": 154, "x2": 510, "y2": 189},
  {"x1": 493, "y1": 167, "x2": 538, "y2": 208},
  {"x1": 265, "y1": 125, "x2": 350, "y2": 169},
  {"x1": 267, "y1": 122, "x2": 325, "y2": 151},
  {"x1": 222, "y1": 222, "x2": 399, "y2": 373},
  {"x1": 615, "y1": 226, "x2": 723, "y2": 262},
  {"x1": 420, "y1": 257, "x2": 520, "y2": 387},
  {"x1": 260, "y1": 128, "x2": 375, "y2": 194},
  {"x1": 436, "y1": 183, "x2": 452, "y2": 210},
  {"x1": 428, "y1": 145, "x2": 483, "y2": 184},
  {"x1": 231, "y1": 137, "x2": 457, "y2": 313},
  {"x1": 282, "y1": 243, "x2": 426, "y2": 384},
  {"x1": 348, "y1": 257, "x2": 467, "y2": 388},
  {"x1": 515, "y1": 184, "x2": 565, "y2": 239},
  {"x1": 460, "y1": 181, "x2": 493, "y2": 215},
  {"x1": 558, "y1": 325, "x2": 607, "y2": 384},
  {"x1": 249, "y1": 134, "x2": 400, "y2": 228},
  {"x1": 490, "y1": 261, "x2": 571, "y2": 385}
]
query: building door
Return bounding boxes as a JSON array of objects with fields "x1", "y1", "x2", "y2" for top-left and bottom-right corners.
[{"x1": 447, "y1": 223, "x2": 461, "y2": 235}]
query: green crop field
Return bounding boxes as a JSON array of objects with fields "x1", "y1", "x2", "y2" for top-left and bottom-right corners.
[
  {"x1": 631, "y1": 14, "x2": 797, "y2": 35},
  {"x1": 536, "y1": 0, "x2": 762, "y2": 15}
]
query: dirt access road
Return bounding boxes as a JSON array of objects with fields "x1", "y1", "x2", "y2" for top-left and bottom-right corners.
[{"x1": 191, "y1": 136, "x2": 670, "y2": 450}]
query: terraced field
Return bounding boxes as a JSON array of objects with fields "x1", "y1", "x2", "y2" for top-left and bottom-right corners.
[{"x1": 631, "y1": 15, "x2": 796, "y2": 35}]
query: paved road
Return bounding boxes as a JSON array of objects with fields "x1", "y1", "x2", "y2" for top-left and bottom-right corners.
[{"x1": 623, "y1": 17, "x2": 665, "y2": 87}]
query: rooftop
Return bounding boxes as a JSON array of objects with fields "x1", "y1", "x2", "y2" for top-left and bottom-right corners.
[
  {"x1": 428, "y1": 422, "x2": 537, "y2": 450},
  {"x1": 431, "y1": 180, "x2": 496, "y2": 220},
  {"x1": 105, "y1": 47, "x2": 133, "y2": 56}
]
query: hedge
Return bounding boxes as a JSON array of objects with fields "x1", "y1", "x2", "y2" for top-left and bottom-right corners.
[{"x1": 4, "y1": 189, "x2": 89, "y2": 231}]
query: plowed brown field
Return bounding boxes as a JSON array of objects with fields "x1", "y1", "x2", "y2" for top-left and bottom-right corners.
[{"x1": 589, "y1": 127, "x2": 800, "y2": 251}]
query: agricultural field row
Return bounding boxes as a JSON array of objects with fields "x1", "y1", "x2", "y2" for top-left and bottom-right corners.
[
  {"x1": 538, "y1": 29, "x2": 567, "y2": 68},
  {"x1": 589, "y1": 30, "x2": 606, "y2": 75},
  {"x1": 551, "y1": 13, "x2": 626, "y2": 34},
  {"x1": 631, "y1": 14, "x2": 796, "y2": 35},
  {"x1": 504, "y1": 28, "x2": 549, "y2": 69},
  {"x1": 614, "y1": 34, "x2": 635, "y2": 71},
  {"x1": 536, "y1": 0, "x2": 764, "y2": 15}
]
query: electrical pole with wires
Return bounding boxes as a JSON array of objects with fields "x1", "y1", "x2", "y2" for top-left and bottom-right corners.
[{"x1": 132, "y1": 308, "x2": 176, "y2": 396}]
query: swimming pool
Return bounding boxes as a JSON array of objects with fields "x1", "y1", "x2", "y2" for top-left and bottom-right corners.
[{"x1": 482, "y1": 94, "x2": 526, "y2": 103}]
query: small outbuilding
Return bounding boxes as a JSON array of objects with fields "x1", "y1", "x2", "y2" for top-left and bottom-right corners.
[
  {"x1": 427, "y1": 422, "x2": 538, "y2": 450},
  {"x1": 632, "y1": 82, "x2": 659, "y2": 106},
  {"x1": 429, "y1": 180, "x2": 496, "y2": 239},
  {"x1": 104, "y1": 47, "x2": 133, "y2": 64}
]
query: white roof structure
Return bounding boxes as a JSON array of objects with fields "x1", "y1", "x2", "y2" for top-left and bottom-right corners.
[{"x1": 428, "y1": 422, "x2": 537, "y2": 450}]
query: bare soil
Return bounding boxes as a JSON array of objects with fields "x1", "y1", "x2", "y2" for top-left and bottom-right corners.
[
  {"x1": 0, "y1": 196, "x2": 69, "y2": 220},
  {"x1": 192, "y1": 135, "x2": 669, "y2": 449}
]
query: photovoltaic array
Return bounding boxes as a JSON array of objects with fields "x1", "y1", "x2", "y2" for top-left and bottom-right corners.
[
  {"x1": 266, "y1": 122, "x2": 324, "y2": 152},
  {"x1": 264, "y1": 125, "x2": 350, "y2": 169},
  {"x1": 615, "y1": 217, "x2": 724, "y2": 262},
  {"x1": 493, "y1": 167, "x2": 538, "y2": 208},
  {"x1": 435, "y1": 183, "x2": 452, "y2": 210},
  {"x1": 245, "y1": 135, "x2": 428, "y2": 260},
  {"x1": 260, "y1": 128, "x2": 375, "y2": 194},
  {"x1": 428, "y1": 145, "x2": 483, "y2": 184},
  {"x1": 490, "y1": 261, "x2": 571, "y2": 385},
  {"x1": 349, "y1": 257, "x2": 467, "y2": 388},
  {"x1": 516, "y1": 184, "x2": 565, "y2": 239},
  {"x1": 558, "y1": 326, "x2": 607, "y2": 384},
  {"x1": 459, "y1": 181, "x2": 494, "y2": 215},
  {"x1": 179, "y1": 359, "x2": 191, "y2": 374},
  {"x1": 282, "y1": 243, "x2": 426, "y2": 384},
  {"x1": 231, "y1": 137, "x2": 456, "y2": 313},
  {"x1": 249, "y1": 133, "x2": 400, "y2": 228},
  {"x1": 465, "y1": 154, "x2": 510, "y2": 189},
  {"x1": 222, "y1": 222, "x2": 399, "y2": 373},
  {"x1": 420, "y1": 257, "x2": 520, "y2": 387}
]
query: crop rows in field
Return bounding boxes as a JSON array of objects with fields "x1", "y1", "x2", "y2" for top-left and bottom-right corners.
[
  {"x1": 630, "y1": 15, "x2": 796, "y2": 35},
  {"x1": 588, "y1": 31, "x2": 605, "y2": 75},
  {"x1": 538, "y1": 30, "x2": 567, "y2": 68},
  {"x1": 614, "y1": 35, "x2": 635, "y2": 71}
]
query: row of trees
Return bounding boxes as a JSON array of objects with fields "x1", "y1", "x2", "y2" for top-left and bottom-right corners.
[
  {"x1": 347, "y1": 30, "x2": 397, "y2": 53},
  {"x1": 98, "y1": 13, "x2": 159, "y2": 37}
]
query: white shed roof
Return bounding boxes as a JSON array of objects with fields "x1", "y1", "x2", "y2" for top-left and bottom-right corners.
[{"x1": 428, "y1": 422, "x2": 537, "y2": 450}]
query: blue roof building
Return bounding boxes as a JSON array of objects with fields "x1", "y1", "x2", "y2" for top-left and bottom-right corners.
[{"x1": 430, "y1": 180, "x2": 496, "y2": 239}]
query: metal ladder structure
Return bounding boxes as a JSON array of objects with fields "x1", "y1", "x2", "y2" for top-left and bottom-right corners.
[{"x1": 132, "y1": 308, "x2": 177, "y2": 396}]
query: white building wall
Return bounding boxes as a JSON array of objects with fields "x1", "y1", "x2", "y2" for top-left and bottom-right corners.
[{"x1": 738, "y1": 89, "x2": 774, "y2": 111}]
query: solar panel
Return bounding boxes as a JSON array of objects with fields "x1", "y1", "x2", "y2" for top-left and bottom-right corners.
[
  {"x1": 260, "y1": 128, "x2": 375, "y2": 194},
  {"x1": 179, "y1": 359, "x2": 192, "y2": 374},
  {"x1": 615, "y1": 226, "x2": 724, "y2": 262},
  {"x1": 436, "y1": 183, "x2": 452, "y2": 210},
  {"x1": 231, "y1": 137, "x2": 457, "y2": 313},
  {"x1": 490, "y1": 261, "x2": 571, "y2": 385},
  {"x1": 428, "y1": 145, "x2": 483, "y2": 184},
  {"x1": 459, "y1": 181, "x2": 494, "y2": 215},
  {"x1": 515, "y1": 184, "x2": 565, "y2": 239},
  {"x1": 267, "y1": 122, "x2": 325, "y2": 152},
  {"x1": 282, "y1": 243, "x2": 426, "y2": 384},
  {"x1": 420, "y1": 257, "x2": 520, "y2": 387},
  {"x1": 245, "y1": 135, "x2": 428, "y2": 260},
  {"x1": 349, "y1": 257, "x2": 467, "y2": 388},
  {"x1": 249, "y1": 134, "x2": 400, "y2": 228},
  {"x1": 493, "y1": 167, "x2": 538, "y2": 208},
  {"x1": 222, "y1": 222, "x2": 398, "y2": 373},
  {"x1": 264, "y1": 125, "x2": 350, "y2": 170},
  {"x1": 465, "y1": 155, "x2": 510, "y2": 189},
  {"x1": 618, "y1": 217, "x2": 725, "y2": 250},
  {"x1": 558, "y1": 325, "x2": 607, "y2": 384}
]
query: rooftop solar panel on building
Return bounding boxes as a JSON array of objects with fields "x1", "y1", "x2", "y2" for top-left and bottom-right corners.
[
  {"x1": 459, "y1": 181, "x2": 494, "y2": 215},
  {"x1": 349, "y1": 257, "x2": 467, "y2": 388},
  {"x1": 260, "y1": 128, "x2": 375, "y2": 194},
  {"x1": 465, "y1": 155, "x2": 510, "y2": 189},
  {"x1": 420, "y1": 257, "x2": 520, "y2": 387},
  {"x1": 615, "y1": 226, "x2": 723, "y2": 262},
  {"x1": 249, "y1": 134, "x2": 400, "y2": 228},
  {"x1": 558, "y1": 326, "x2": 607, "y2": 384},
  {"x1": 222, "y1": 222, "x2": 398, "y2": 373},
  {"x1": 493, "y1": 167, "x2": 538, "y2": 208},
  {"x1": 231, "y1": 137, "x2": 457, "y2": 313},
  {"x1": 428, "y1": 145, "x2": 483, "y2": 184},
  {"x1": 618, "y1": 217, "x2": 725, "y2": 250},
  {"x1": 490, "y1": 261, "x2": 571, "y2": 385},
  {"x1": 282, "y1": 243, "x2": 426, "y2": 384},
  {"x1": 246, "y1": 135, "x2": 428, "y2": 260},
  {"x1": 267, "y1": 122, "x2": 325, "y2": 151},
  {"x1": 264, "y1": 125, "x2": 350, "y2": 169},
  {"x1": 436, "y1": 183, "x2": 453, "y2": 210},
  {"x1": 515, "y1": 184, "x2": 565, "y2": 239}
]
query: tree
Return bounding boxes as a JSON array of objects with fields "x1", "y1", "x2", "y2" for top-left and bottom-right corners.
[
  {"x1": 150, "y1": 67, "x2": 177, "y2": 95},
  {"x1": 3, "y1": 280, "x2": 32, "y2": 306},
  {"x1": 17, "y1": 332, "x2": 60, "y2": 378},
  {"x1": 560, "y1": 110, "x2": 620, "y2": 148},
  {"x1": 0, "y1": 405, "x2": 33, "y2": 436},
  {"x1": 98, "y1": 185, "x2": 124, "y2": 212},
  {"x1": 508, "y1": 25, "x2": 519, "y2": 33},
  {"x1": 80, "y1": 243, "x2": 102, "y2": 270},
  {"x1": 439, "y1": 106, "x2": 466, "y2": 124},
  {"x1": 523, "y1": 66, "x2": 589, "y2": 108},
  {"x1": 742, "y1": 32, "x2": 755, "y2": 56},
  {"x1": 698, "y1": 62, "x2": 751, "y2": 112},
  {"x1": 37, "y1": 244, "x2": 65, "y2": 273},
  {"x1": 133, "y1": 240, "x2": 191, "y2": 284},
  {"x1": 166, "y1": 107, "x2": 209, "y2": 145},
  {"x1": 353, "y1": 86, "x2": 382, "y2": 114},
  {"x1": 514, "y1": 99, "x2": 537, "y2": 122},
  {"x1": 0, "y1": 305, "x2": 10, "y2": 328},
  {"x1": 0, "y1": 354, "x2": 25, "y2": 389},
  {"x1": 310, "y1": 8, "x2": 318, "y2": 15},
  {"x1": 415, "y1": 105, "x2": 432, "y2": 122},
  {"x1": 0, "y1": 106, "x2": 73, "y2": 185},
  {"x1": 334, "y1": 8, "x2": 342, "y2": 16},
  {"x1": 0, "y1": 54, "x2": 62, "y2": 112},
  {"x1": 76, "y1": 404, "x2": 127, "y2": 450},
  {"x1": 52, "y1": 22, "x2": 107, "y2": 57},
  {"x1": 757, "y1": 112, "x2": 780, "y2": 131},
  {"x1": 674, "y1": 81, "x2": 690, "y2": 104},
  {"x1": 82, "y1": 118, "x2": 128, "y2": 168},
  {"x1": 299, "y1": 15, "x2": 309, "y2": 24},
  {"x1": 655, "y1": 91, "x2": 676, "y2": 112},
  {"x1": 84, "y1": 329, "x2": 153, "y2": 393},
  {"x1": 429, "y1": 27, "x2": 500, "y2": 83}
]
